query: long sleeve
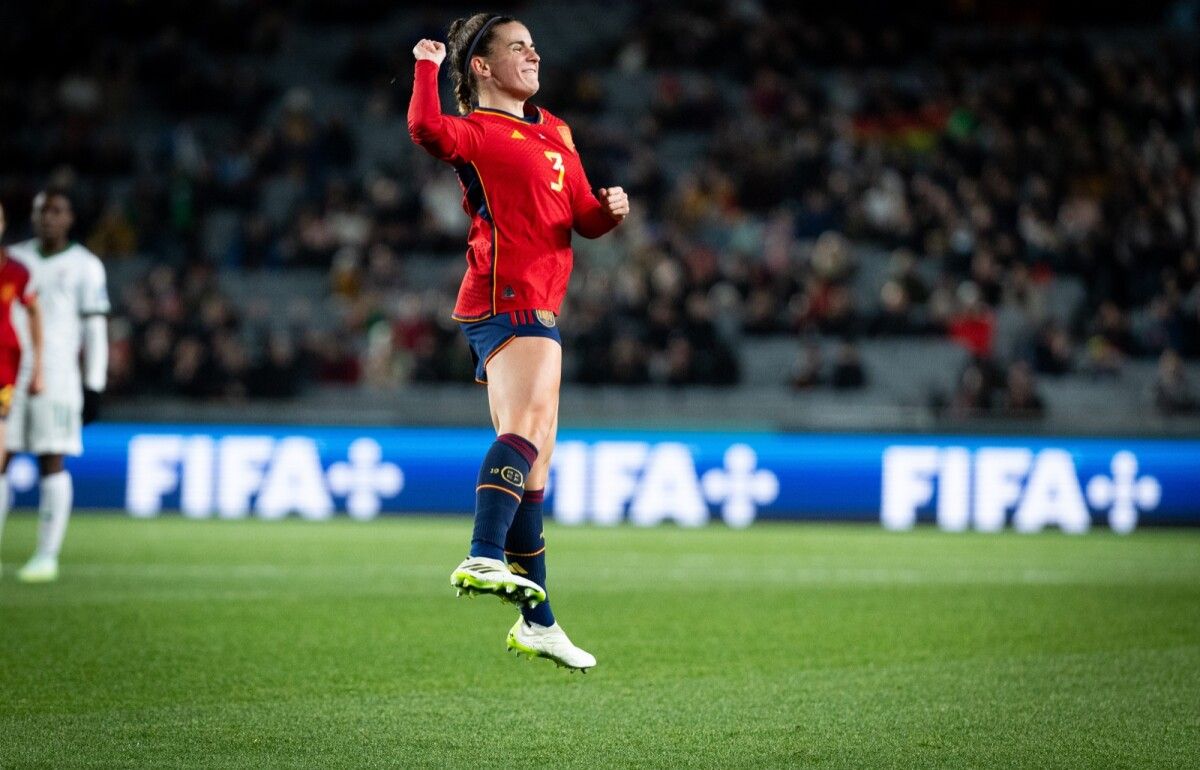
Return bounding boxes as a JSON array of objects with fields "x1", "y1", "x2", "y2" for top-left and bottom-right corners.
[
  {"x1": 83, "y1": 314, "x2": 108, "y2": 392},
  {"x1": 407, "y1": 60, "x2": 483, "y2": 163},
  {"x1": 573, "y1": 196, "x2": 619, "y2": 239},
  {"x1": 79, "y1": 255, "x2": 110, "y2": 391}
]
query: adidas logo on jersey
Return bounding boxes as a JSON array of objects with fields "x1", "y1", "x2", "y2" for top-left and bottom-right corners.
[{"x1": 510, "y1": 129, "x2": 526, "y2": 140}]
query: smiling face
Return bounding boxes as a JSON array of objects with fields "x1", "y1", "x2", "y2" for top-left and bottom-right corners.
[{"x1": 474, "y1": 22, "x2": 540, "y2": 103}]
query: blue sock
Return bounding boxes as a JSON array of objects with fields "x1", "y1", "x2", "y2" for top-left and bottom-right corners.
[
  {"x1": 469, "y1": 433, "x2": 538, "y2": 561},
  {"x1": 505, "y1": 488, "x2": 555, "y2": 627}
]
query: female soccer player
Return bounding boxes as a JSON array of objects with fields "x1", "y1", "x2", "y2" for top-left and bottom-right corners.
[
  {"x1": 408, "y1": 14, "x2": 628, "y2": 671},
  {"x1": 0, "y1": 201, "x2": 45, "y2": 574}
]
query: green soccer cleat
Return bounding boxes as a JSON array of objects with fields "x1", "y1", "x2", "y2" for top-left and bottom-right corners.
[
  {"x1": 506, "y1": 617, "x2": 597, "y2": 672},
  {"x1": 450, "y1": 557, "x2": 546, "y2": 607},
  {"x1": 17, "y1": 555, "x2": 59, "y2": 584}
]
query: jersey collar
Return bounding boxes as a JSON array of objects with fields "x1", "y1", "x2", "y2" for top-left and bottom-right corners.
[
  {"x1": 37, "y1": 240, "x2": 75, "y2": 259},
  {"x1": 473, "y1": 105, "x2": 543, "y2": 125}
]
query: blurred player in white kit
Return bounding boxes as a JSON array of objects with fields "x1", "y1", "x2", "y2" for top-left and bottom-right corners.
[{"x1": 0, "y1": 189, "x2": 109, "y2": 582}]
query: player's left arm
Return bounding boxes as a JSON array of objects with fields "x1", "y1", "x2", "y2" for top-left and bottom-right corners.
[
  {"x1": 79, "y1": 256, "x2": 110, "y2": 425},
  {"x1": 23, "y1": 293, "x2": 44, "y2": 396}
]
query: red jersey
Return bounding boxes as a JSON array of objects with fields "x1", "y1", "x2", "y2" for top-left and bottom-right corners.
[
  {"x1": 407, "y1": 59, "x2": 618, "y2": 321},
  {"x1": 0, "y1": 248, "x2": 34, "y2": 350}
]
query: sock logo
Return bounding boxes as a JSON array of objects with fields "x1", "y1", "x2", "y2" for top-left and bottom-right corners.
[
  {"x1": 499, "y1": 466, "x2": 526, "y2": 487},
  {"x1": 508, "y1": 561, "x2": 529, "y2": 575}
]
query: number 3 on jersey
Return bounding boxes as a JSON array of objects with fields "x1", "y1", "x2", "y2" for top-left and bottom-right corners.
[{"x1": 544, "y1": 151, "x2": 565, "y2": 191}]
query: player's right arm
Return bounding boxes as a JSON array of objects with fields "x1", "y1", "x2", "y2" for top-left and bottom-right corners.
[
  {"x1": 407, "y1": 40, "x2": 484, "y2": 163},
  {"x1": 79, "y1": 255, "x2": 110, "y2": 424}
]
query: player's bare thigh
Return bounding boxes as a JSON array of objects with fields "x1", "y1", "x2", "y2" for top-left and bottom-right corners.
[{"x1": 485, "y1": 336, "x2": 560, "y2": 458}]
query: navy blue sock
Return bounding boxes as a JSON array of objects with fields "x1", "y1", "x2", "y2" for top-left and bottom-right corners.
[
  {"x1": 469, "y1": 434, "x2": 538, "y2": 561},
  {"x1": 505, "y1": 488, "x2": 555, "y2": 627}
]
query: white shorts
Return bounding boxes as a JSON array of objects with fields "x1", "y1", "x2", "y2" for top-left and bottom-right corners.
[{"x1": 5, "y1": 391, "x2": 83, "y2": 457}]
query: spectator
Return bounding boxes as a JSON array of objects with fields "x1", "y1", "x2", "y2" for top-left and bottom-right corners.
[
  {"x1": 1033, "y1": 322, "x2": 1074, "y2": 376},
  {"x1": 830, "y1": 342, "x2": 866, "y2": 390},
  {"x1": 947, "y1": 282, "x2": 995, "y2": 359},
  {"x1": 790, "y1": 341, "x2": 823, "y2": 390},
  {"x1": 247, "y1": 332, "x2": 303, "y2": 399},
  {"x1": 948, "y1": 361, "x2": 993, "y2": 418},
  {"x1": 1154, "y1": 349, "x2": 1197, "y2": 415},
  {"x1": 1000, "y1": 361, "x2": 1046, "y2": 419}
]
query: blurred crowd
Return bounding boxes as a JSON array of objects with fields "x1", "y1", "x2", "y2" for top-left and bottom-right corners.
[
  {"x1": 107, "y1": 262, "x2": 369, "y2": 400},
  {"x1": 2, "y1": 1, "x2": 1199, "y2": 417}
]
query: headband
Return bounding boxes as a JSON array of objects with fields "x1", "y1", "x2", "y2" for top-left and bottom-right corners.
[{"x1": 462, "y1": 15, "x2": 503, "y2": 79}]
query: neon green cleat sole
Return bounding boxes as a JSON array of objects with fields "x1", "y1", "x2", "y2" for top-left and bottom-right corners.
[
  {"x1": 449, "y1": 558, "x2": 546, "y2": 608},
  {"x1": 506, "y1": 618, "x2": 596, "y2": 672},
  {"x1": 506, "y1": 635, "x2": 543, "y2": 661},
  {"x1": 17, "y1": 557, "x2": 59, "y2": 584}
]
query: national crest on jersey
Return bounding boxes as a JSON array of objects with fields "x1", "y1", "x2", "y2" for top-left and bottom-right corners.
[{"x1": 556, "y1": 125, "x2": 576, "y2": 153}]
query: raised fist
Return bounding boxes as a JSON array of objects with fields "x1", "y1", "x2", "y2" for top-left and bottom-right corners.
[
  {"x1": 598, "y1": 186, "x2": 630, "y2": 222},
  {"x1": 413, "y1": 39, "x2": 447, "y2": 66}
]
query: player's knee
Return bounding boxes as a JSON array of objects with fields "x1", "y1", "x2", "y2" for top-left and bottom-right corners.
[
  {"x1": 38, "y1": 454, "x2": 65, "y2": 476},
  {"x1": 502, "y1": 404, "x2": 555, "y2": 453},
  {"x1": 526, "y1": 402, "x2": 558, "y2": 450}
]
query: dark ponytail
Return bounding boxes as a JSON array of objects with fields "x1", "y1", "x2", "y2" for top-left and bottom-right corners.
[{"x1": 446, "y1": 12, "x2": 515, "y2": 115}]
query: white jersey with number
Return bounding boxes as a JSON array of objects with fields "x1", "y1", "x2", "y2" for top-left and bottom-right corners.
[{"x1": 7, "y1": 239, "x2": 110, "y2": 403}]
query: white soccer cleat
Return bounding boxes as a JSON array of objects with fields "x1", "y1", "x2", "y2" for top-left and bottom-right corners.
[
  {"x1": 507, "y1": 617, "x2": 597, "y2": 672},
  {"x1": 17, "y1": 555, "x2": 59, "y2": 583},
  {"x1": 450, "y1": 557, "x2": 546, "y2": 607}
]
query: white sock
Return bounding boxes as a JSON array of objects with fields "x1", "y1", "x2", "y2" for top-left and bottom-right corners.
[
  {"x1": 0, "y1": 476, "x2": 9, "y2": 552},
  {"x1": 36, "y1": 471, "x2": 72, "y2": 559}
]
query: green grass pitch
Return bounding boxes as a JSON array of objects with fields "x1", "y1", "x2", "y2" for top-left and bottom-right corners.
[{"x1": 1, "y1": 514, "x2": 1197, "y2": 768}]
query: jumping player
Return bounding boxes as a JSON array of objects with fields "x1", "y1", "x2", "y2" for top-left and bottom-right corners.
[
  {"x1": 0, "y1": 201, "x2": 45, "y2": 572},
  {"x1": 408, "y1": 14, "x2": 629, "y2": 670},
  {"x1": 1, "y1": 190, "x2": 109, "y2": 583}
]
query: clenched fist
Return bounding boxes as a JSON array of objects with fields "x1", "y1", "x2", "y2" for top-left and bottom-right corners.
[
  {"x1": 413, "y1": 39, "x2": 446, "y2": 66},
  {"x1": 598, "y1": 186, "x2": 630, "y2": 222}
]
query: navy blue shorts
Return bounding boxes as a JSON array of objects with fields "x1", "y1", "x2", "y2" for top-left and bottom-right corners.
[{"x1": 460, "y1": 309, "x2": 561, "y2": 384}]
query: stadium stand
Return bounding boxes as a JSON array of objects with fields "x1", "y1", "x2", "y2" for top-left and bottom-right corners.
[{"x1": 1, "y1": 1, "x2": 1198, "y2": 430}]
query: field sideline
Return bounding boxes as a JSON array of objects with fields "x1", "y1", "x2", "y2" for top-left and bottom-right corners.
[{"x1": 1, "y1": 513, "x2": 1197, "y2": 768}]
